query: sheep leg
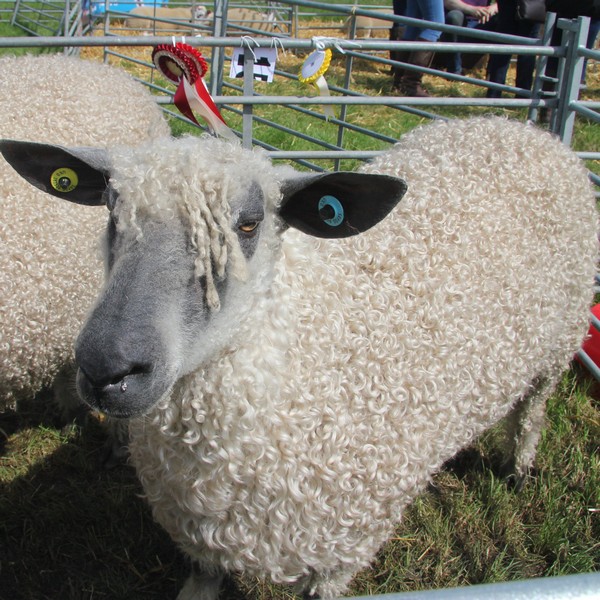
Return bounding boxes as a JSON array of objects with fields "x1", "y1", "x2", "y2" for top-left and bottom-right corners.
[
  {"x1": 298, "y1": 567, "x2": 356, "y2": 600},
  {"x1": 52, "y1": 362, "x2": 88, "y2": 427},
  {"x1": 501, "y1": 375, "x2": 557, "y2": 491},
  {"x1": 52, "y1": 362, "x2": 129, "y2": 467},
  {"x1": 99, "y1": 416, "x2": 130, "y2": 468},
  {"x1": 177, "y1": 562, "x2": 224, "y2": 600}
]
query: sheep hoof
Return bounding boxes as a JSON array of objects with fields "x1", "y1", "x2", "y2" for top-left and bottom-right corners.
[
  {"x1": 57, "y1": 404, "x2": 89, "y2": 435},
  {"x1": 176, "y1": 565, "x2": 224, "y2": 600},
  {"x1": 504, "y1": 468, "x2": 536, "y2": 493},
  {"x1": 506, "y1": 473, "x2": 526, "y2": 493},
  {"x1": 99, "y1": 436, "x2": 129, "y2": 469},
  {"x1": 97, "y1": 417, "x2": 130, "y2": 468},
  {"x1": 500, "y1": 458, "x2": 534, "y2": 493}
]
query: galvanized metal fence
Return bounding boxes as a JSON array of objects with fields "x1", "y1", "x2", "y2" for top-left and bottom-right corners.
[
  {"x1": 9, "y1": 0, "x2": 84, "y2": 41},
  {"x1": 86, "y1": 2, "x2": 600, "y2": 180},
  {"x1": 5, "y1": 2, "x2": 599, "y2": 173},
  {"x1": 350, "y1": 572, "x2": 600, "y2": 600}
]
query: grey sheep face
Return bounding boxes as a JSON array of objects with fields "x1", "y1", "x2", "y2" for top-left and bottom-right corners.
[{"x1": 0, "y1": 137, "x2": 406, "y2": 419}]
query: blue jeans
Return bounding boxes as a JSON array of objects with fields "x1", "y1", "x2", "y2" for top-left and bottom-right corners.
[
  {"x1": 442, "y1": 12, "x2": 499, "y2": 74},
  {"x1": 402, "y1": 0, "x2": 445, "y2": 42},
  {"x1": 544, "y1": 16, "x2": 599, "y2": 89},
  {"x1": 486, "y1": 0, "x2": 541, "y2": 98},
  {"x1": 583, "y1": 18, "x2": 600, "y2": 84}
]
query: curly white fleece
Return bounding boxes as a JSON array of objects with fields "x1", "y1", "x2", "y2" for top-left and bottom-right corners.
[
  {"x1": 0, "y1": 54, "x2": 170, "y2": 410},
  {"x1": 127, "y1": 118, "x2": 598, "y2": 596}
]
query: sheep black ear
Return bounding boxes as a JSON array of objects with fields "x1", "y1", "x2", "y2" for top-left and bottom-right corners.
[
  {"x1": 0, "y1": 139, "x2": 109, "y2": 206},
  {"x1": 278, "y1": 172, "x2": 407, "y2": 238}
]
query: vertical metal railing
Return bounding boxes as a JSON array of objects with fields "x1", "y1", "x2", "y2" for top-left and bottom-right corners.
[{"x1": 554, "y1": 17, "x2": 591, "y2": 144}]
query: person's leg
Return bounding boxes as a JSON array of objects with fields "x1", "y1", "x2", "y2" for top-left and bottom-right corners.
[
  {"x1": 392, "y1": 0, "x2": 417, "y2": 87},
  {"x1": 402, "y1": 0, "x2": 444, "y2": 41},
  {"x1": 459, "y1": 17, "x2": 494, "y2": 72},
  {"x1": 582, "y1": 18, "x2": 600, "y2": 85},
  {"x1": 486, "y1": 0, "x2": 516, "y2": 98},
  {"x1": 393, "y1": 0, "x2": 407, "y2": 16},
  {"x1": 402, "y1": 0, "x2": 422, "y2": 41},
  {"x1": 397, "y1": 0, "x2": 444, "y2": 95},
  {"x1": 514, "y1": 21, "x2": 541, "y2": 94},
  {"x1": 390, "y1": 20, "x2": 410, "y2": 87},
  {"x1": 443, "y1": 9, "x2": 465, "y2": 73}
]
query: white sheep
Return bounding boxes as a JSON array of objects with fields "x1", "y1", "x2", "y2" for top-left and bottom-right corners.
[
  {"x1": 0, "y1": 54, "x2": 169, "y2": 412},
  {"x1": 344, "y1": 8, "x2": 394, "y2": 39},
  {"x1": 1, "y1": 117, "x2": 596, "y2": 599},
  {"x1": 224, "y1": 7, "x2": 278, "y2": 35},
  {"x1": 125, "y1": 5, "x2": 211, "y2": 33}
]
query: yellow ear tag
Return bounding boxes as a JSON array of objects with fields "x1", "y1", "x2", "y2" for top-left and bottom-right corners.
[{"x1": 50, "y1": 167, "x2": 78, "y2": 193}]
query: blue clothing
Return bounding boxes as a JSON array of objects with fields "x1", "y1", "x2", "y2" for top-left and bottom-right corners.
[
  {"x1": 402, "y1": 0, "x2": 445, "y2": 42},
  {"x1": 442, "y1": 5, "x2": 498, "y2": 74},
  {"x1": 486, "y1": 0, "x2": 541, "y2": 98},
  {"x1": 583, "y1": 18, "x2": 600, "y2": 83},
  {"x1": 393, "y1": 0, "x2": 408, "y2": 15}
]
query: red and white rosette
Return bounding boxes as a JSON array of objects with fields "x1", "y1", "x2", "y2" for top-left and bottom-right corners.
[{"x1": 152, "y1": 43, "x2": 236, "y2": 141}]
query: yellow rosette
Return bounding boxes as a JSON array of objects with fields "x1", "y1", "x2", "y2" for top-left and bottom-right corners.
[{"x1": 299, "y1": 48, "x2": 334, "y2": 119}]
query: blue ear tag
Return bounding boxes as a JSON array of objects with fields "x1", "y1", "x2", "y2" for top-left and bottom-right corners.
[{"x1": 318, "y1": 195, "x2": 344, "y2": 227}]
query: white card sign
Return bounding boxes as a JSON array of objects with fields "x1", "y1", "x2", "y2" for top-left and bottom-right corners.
[{"x1": 229, "y1": 47, "x2": 277, "y2": 83}]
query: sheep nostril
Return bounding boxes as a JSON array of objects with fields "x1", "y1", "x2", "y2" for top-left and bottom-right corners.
[
  {"x1": 107, "y1": 364, "x2": 150, "y2": 387},
  {"x1": 108, "y1": 373, "x2": 126, "y2": 386},
  {"x1": 78, "y1": 363, "x2": 152, "y2": 392}
]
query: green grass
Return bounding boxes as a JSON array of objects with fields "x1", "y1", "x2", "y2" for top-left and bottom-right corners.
[
  {"x1": 0, "y1": 1, "x2": 61, "y2": 55},
  {"x1": 1, "y1": 369, "x2": 598, "y2": 599}
]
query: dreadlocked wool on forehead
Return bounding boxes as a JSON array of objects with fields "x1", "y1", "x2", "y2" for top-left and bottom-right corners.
[{"x1": 108, "y1": 135, "x2": 278, "y2": 310}]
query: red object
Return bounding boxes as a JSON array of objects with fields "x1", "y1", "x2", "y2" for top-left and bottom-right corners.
[
  {"x1": 152, "y1": 43, "x2": 207, "y2": 84},
  {"x1": 152, "y1": 43, "x2": 233, "y2": 139},
  {"x1": 579, "y1": 304, "x2": 600, "y2": 367}
]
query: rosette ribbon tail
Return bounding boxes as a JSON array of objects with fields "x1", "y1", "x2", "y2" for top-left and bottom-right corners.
[
  {"x1": 313, "y1": 75, "x2": 334, "y2": 120},
  {"x1": 178, "y1": 77, "x2": 237, "y2": 141}
]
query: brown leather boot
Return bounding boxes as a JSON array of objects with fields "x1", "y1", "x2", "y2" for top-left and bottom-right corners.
[
  {"x1": 392, "y1": 51, "x2": 412, "y2": 89},
  {"x1": 389, "y1": 24, "x2": 403, "y2": 61},
  {"x1": 398, "y1": 40, "x2": 436, "y2": 97},
  {"x1": 390, "y1": 24, "x2": 409, "y2": 86}
]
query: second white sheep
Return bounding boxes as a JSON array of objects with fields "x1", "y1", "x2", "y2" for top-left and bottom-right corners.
[{"x1": 0, "y1": 54, "x2": 169, "y2": 411}]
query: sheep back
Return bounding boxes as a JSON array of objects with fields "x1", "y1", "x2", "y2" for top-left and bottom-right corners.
[
  {"x1": 128, "y1": 117, "x2": 597, "y2": 592},
  {"x1": 0, "y1": 54, "x2": 169, "y2": 410},
  {"x1": 226, "y1": 8, "x2": 277, "y2": 34},
  {"x1": 125, "y1": 6, "x2": 204, "y2": 32},
  {"x1": 344, "y1": 9, "x2": 394, "y2": 38}
]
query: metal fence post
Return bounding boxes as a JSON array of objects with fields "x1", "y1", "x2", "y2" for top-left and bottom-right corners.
[
  {"x1": 335, "y1": 21, "x2": 357, "y2": 172},
  {"x1": 103, "y1": 0, "x2": 110, "y2": 63},
  {"x1": 555, "y1": 16, "x2": 589, "y2": 145},
  {"x1": 11, "y1": 0, "x2": 21, "y2": 26},
  {"x1": 528, "y1": 11, "x2": 557, "y2": 123},
  {"x1": 242, "y1": 46, "x2": 255, "y2": 148},
  {"x1": 211, "y1": 0, "x2": 228, "y2": 97}
]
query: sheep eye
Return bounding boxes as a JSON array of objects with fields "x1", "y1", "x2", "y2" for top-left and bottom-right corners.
[{"x1": 239, "y1": 221, "x2": 260, "y2": 234}]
